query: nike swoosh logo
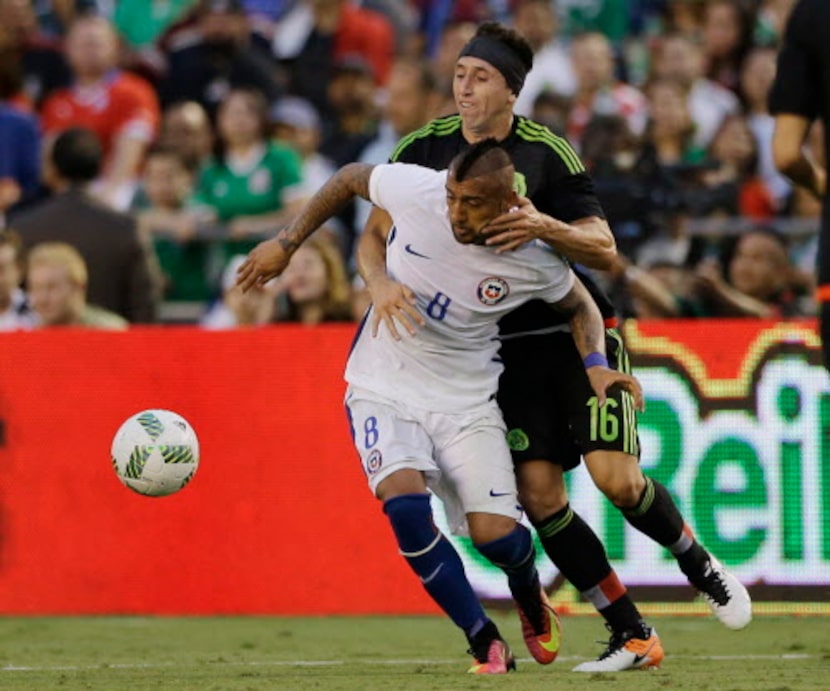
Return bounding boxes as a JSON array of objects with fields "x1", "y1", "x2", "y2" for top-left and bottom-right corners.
[
  {"x1": 531, "y1": 602, "x2": 562, "y2": 656},
  {"x1": 539, "y1": 623, "x2": 561, "y2": 653},
  {"x1": 631, "y1": 638, "x2": 657, "y2": 666},
  {"x1": 489, "y1": 489, "x2": 512, "y2": 497},
  {"x1": 405, "y1": 244, "x2": 430, "y2": 259},
  {"x1": 419, "y1": 563, "x2": 443, "y2": 584}
]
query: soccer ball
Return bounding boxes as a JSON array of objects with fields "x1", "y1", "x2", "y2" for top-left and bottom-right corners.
[{"x1": 111, "y1": 409, "x2": 200, "y2": 497}]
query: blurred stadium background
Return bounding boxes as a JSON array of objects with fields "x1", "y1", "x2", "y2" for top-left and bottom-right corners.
[{"x1": 1, "y1": 0, "x2": 829, "y2": 686}]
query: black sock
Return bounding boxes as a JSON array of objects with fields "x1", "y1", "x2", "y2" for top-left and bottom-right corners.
[
  {"x1": 675, "y1": 540, "x2": 711, "y2": 581},
  {"x1": 622, "y1": 476, "x2": 709, "y2": 578},
  {"x1": 604, "y1": 603, "x2": 650, "y2": 639},
  {"x1": 534, "y1": 504, "x2": 645, "y2": 636}
]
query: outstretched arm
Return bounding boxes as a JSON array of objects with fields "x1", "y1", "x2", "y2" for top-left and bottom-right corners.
[
  {"x1": 552, "y1": 275, "x2": 644, "y2": 410},
  {"x1": 236, "y1": 163, "x2": 374, "y2": 292}
]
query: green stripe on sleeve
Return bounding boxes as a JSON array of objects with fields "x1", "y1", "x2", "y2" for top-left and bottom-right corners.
[
  {"x1": 390, "y1": 116, "x2": 462, "y2": 161},
  {"x1": 516, "y1": 120, "x2": 585, "y2": 174}
]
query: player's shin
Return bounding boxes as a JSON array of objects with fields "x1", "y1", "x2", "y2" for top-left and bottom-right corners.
[
  {"x1": 475, "y1": 524, "x2": 539, "y2": 618},
  {"x1": 475, "y1": 523, "x2": 560, "y2": 664},
  {"x1": 620, "y1": 476, "x2": 752, "y2": 629},
  {"x1": 383, "y1": 493, "x2": 488, "y2": 637},
  {"x1": 620, "y1": 476, "x2": 709, "y2": 575},
  {"x1": 532, "y1": 504, "x2": 647, "y2": 637}
]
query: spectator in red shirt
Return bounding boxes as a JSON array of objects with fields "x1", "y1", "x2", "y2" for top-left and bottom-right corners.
[{"x1": 40, "y1": 14, "x2": 160, "y2": 209}]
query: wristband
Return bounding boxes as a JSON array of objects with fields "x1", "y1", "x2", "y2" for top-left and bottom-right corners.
[{"x1": 583, "y1": 352, "x2": 608, "y2": 369}]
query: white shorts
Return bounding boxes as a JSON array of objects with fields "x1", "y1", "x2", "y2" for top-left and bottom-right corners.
[{"x1": 345, "y1": 386, "x2": 521, "y2": 536}]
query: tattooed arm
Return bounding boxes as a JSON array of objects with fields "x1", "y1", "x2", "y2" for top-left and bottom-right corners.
[
  {"x1": 552, "y1": 276, "x2": 606, "y2": 360},
  {"x1": 236, "y1": 163, "x2": 374, "y2": 292},
  {"x1": 552, "y1": 275, "x2": 644, "y2": 410}
]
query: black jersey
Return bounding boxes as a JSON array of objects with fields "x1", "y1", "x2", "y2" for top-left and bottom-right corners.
[
  {"x1": 769, "y1": 0, "x2": 830, "y2": 199},
  {"x1": 390, "y1": 114, "x2": 616, "y2": 336}
]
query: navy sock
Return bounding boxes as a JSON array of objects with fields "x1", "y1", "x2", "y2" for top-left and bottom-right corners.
[
  {"x1": 384, "y1": 494, "x2": 487, "y2": 637},
  {"x1": 475, "y1": 524, "x2": 544, "y2": 631}
]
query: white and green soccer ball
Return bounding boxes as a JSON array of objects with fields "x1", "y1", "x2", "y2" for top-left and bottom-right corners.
[{"x1": 111, "y1": 409, "x2": 200, "y2": 497}]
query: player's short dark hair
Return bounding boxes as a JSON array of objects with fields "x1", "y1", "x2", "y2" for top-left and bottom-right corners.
[
  {"x1": 450, "y1": 138, "x2": 513, "y2": 182},
  {"x1": 51, "y1": 128, "x2": 103, "y2": 182},
  {"x1": 472, "y1": 22, "x2": 534, "y2": 74}
]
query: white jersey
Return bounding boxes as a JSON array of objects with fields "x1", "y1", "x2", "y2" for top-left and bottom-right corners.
[{"x1": 345, "y1": 163, "x2": 574, "y2": 412}]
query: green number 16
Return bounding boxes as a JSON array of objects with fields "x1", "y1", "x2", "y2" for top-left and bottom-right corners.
[{"x1": 587, "y1": 396, "x2": 619, "y2": 442}]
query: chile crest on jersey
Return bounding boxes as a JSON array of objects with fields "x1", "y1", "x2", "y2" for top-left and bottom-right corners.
[{"x1": 477, "y1": 276, "x2": 510, "y2": 305}]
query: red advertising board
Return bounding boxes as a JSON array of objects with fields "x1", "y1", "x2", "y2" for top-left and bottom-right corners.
[
  {"x1": 0, "y1": 320, "x2": 824, "y2": 614},
  {"x1": 0, "y1": 327, "x2": 437, "y2": 614}
]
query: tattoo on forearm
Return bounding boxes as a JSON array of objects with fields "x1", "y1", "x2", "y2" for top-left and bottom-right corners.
[
  {"x1": 554, "y1": 281, "x2": 605, "y2": 357},
  {"x1": 570, "y1": 301, "x2": 605, "y2": 358},
  {"x1": 281, "y1": 163, "x2": 374, "y2": 249}
]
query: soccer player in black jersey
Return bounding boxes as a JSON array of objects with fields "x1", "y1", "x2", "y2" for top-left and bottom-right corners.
[
  {"x1": 358, "y1": 22, "x2": 751, "y2": 672},
  {"x1": 770, "y1": 0, "x2": 830, "y2": 369}
]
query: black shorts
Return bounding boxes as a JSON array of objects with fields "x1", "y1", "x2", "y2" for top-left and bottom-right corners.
[{"x1": 497, "y1": 329, "x2": 641, "y2": 470}]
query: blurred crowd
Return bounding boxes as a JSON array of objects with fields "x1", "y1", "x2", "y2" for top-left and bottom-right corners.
[{"x1": 0, "y1": 0, "x2": 822, "y2": 330}]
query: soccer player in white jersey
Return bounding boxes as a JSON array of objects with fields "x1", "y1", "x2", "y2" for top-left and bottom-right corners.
[{"x1": 237, "y1": 140, "x2": 643, "y2": 673}]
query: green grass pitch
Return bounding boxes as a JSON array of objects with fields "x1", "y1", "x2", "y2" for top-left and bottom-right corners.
[{"x1": 1, "y1": 614, "x2": 827, "y2": 690}]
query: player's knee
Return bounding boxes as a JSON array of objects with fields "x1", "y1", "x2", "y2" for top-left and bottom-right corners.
[
  {"x1": 383, "y1": 493, "x2": 437, "y2": 552},
  {"x1": 474, "y1": 523, "x2": 533, "y2": 569},
  {"x1": 516, "y1": 463, "x2": 568, "y2": 522},
  {"x1": 597, "y1": 473, "x2": 646, "y2": 509},
  {"x1": 518, "y1": 484, "x2": 568, "y2": 523},
  {"x1": 586, "y1": 452, "x2": 645, "y2": 508},
  {"x1": 467, "y1": 513, "x2": 519, "y2": 545}
]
